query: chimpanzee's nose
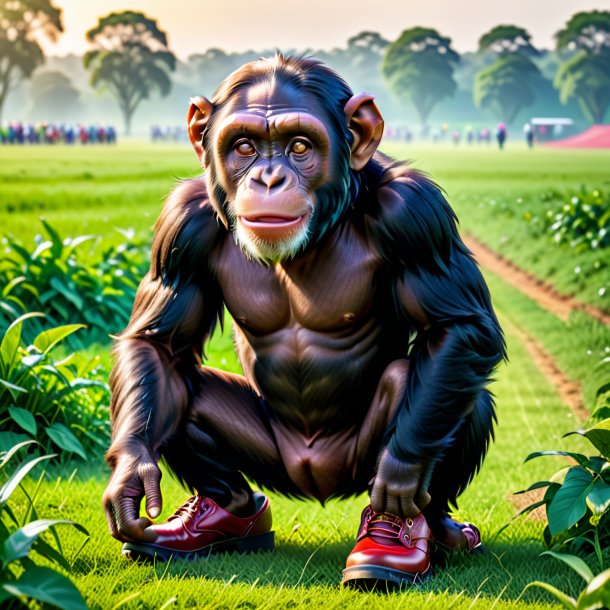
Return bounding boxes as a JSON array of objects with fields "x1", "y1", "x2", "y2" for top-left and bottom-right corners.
[{"x1": 250, "y1": 165, "x2": 287, "y2": 190}]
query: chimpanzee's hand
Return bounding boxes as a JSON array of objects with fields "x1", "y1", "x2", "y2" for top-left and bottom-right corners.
[
  {"x1": 102, "y1": 446, "x2": 162, "y2": 543},
  {"x1": 370, "y1": 448, "x2": 431, "y2": 519}
]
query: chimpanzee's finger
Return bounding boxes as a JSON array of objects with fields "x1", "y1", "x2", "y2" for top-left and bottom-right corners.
[
  {"x1": 141, "y1": 463, "x2": 163, "y2": 519},
  {"x1": 398, "y1": 494, "x2": 420, "y2": 519},
  {"x1": 115, "y1": 495, "x2": 155, "y2": 542},
  {"x1": 103, "y1": 498, "x2": 121, "y2": 541}
]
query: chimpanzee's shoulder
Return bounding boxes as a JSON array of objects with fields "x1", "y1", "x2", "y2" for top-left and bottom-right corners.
[
  {"x1": 150, "y1": 177, "x2": 226, "y2": 279},
  {"x1": 364, "y1": 157, "x2": 462, "y2": 271}
]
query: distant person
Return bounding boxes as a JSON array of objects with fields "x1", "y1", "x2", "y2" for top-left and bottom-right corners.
[
  {"x1": 466, "y1": 126, "x2": 474, "y2": 145},
  {"x1": 523, "y1": 123, "x2": 534, "y2": 148},
  {"x1": 452, "y1": 129, "x2": 461, "y2": 146},
  {"x1": 496, "y1": 123, "x2": 507, "y2": 150}
]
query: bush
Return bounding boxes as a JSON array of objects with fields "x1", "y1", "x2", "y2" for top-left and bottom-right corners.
[
  {"x1": 0, "y1": 221, "x2": 148, "y2": 341},
  {"x1": 0, "y1": 440, "x2": 89, "y2": 609},
  {"x1": 0, "y1": 313, "x2": 110, "y2": 458},
  {"x1": 524, "y1": 188, "x2": 610, "y2": 253}
]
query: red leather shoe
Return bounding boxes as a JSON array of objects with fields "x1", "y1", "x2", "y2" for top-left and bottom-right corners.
[
  {"x1": 122, "y1": 492, "x2": 274, "y2": 562},
  {"x1": 341, "y1": 506, "x2": 432, "y2": 589}
]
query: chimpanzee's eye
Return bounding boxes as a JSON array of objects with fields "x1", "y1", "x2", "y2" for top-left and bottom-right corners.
[
  {"x1": 234, "y1": 139, "x2": 256, "y2": 156},
  {"x1": 289, "y1": 139, "x2": 311, "y2": 156}
]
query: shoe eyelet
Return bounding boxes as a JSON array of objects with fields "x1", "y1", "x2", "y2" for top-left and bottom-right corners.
[{"x1": 406, "y1": 518, "x2": 413, "y2": 527}]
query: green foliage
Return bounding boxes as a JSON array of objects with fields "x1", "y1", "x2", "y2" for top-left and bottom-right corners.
[
  {"x1": 0, "y1": 313, "x2": 110, "y2": 458},
  {"x1": 478, "y1": 25, "x2": 540, "y2": 57},
  {"x1": 554, "y1": 11, "x2": 610, "y2": 124},
  {"x1": 83, "y1": 10, "x2": 176, "y2": 134},
  {"x1": 383, "y1": 27, "x2": 459, "y2": 126},
  {"x1": 474, "y1": 54, "x2": 541, "y2": 124},
  {"x1": 0, "y1": 441, "x2": 88, "y2": 609},
  {"x1": 524, "y1": 188, "x2": 610, "y2": 253},
  {"x1": 516, "y1": 417, "x2": 610, "y2": 569},
  {"x1": 554, "y1": 51, "x2": 610, "y2": 124},
  {"x1": 555, "y1": 11, "x2": 610, "y2": 55},
  {"x1": 0, "y1": 0, "x2": 63, "y2": 120},
  {"x1": 0, "y1": 220, "x2": 149, "y2": 340},
  {"x1": 526, "y1": 552, "x2": 610, "y2": 610}
]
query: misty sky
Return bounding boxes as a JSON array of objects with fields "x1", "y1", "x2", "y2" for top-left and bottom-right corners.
[{"x1": 45, "y1": 0, "x2": 610, "y2": 58}]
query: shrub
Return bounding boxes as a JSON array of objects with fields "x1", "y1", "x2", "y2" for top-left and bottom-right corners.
[
  {"x1": 0, "y1": 440, "x2": 89, "y2": 609},
  {"x1": 0, "y1": 221, "x2": 148, "y2": 341},
  {"x1": 515, "y1": 414, "x2": 610, "y2": 571},
  {"x1": 0, "y1": 313, "x2": 110, "y2": 458},
  {"x1": 524, "y1": 188, "x2": 610, "y2": 253}
]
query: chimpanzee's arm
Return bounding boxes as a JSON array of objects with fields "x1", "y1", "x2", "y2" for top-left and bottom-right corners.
[
  {"x1": 370, "y1": 171, "x2": 506, "y2": 516},
  {"x1": 103, "y1": 179, "x2": 224, "y2": 541}
]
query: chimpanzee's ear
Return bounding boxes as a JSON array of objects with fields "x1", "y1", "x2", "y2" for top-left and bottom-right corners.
[
  {"x1": 344, "y1": 93, "x2": 384, "y2": 171},
  {"x1": 187, "y1": 96, "x2": 214, "y2": 165}
]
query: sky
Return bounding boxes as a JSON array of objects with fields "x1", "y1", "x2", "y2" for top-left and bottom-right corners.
[{"x1": 44, "y1": 0, "x2": 610, "y2": 59}]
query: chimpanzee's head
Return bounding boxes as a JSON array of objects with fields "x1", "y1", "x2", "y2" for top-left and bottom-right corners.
[{"x1": 187, "y1": 54, "x2": 383, "y2": 263}]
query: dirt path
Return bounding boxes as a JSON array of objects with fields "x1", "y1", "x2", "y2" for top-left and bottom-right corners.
[
  {"x1": 463, "y1": 235, "x2": 610, "y2": 326},
  {"x1": 463, "y1": 234, "x2": 599, "y2": 421}
]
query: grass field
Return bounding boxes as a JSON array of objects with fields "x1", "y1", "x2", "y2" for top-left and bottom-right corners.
[{"x1": 2, "y1": 141, "x2": 610, "y2": 609}]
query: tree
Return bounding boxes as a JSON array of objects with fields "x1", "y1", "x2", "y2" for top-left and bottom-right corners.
[
  {"x1": 554, "y1": 11, "x2": 610, "y2": 124},
  {"x1": 27, "y1": 69, "x2": 82, "y2": 121},
  {"x1": 84, "y1": 11, "x2": 176, "y2": 135},
  {"x1": 383, "y1": 27, "x2": 459, "y2": 127},
  {"x1": 473, "y1": 25, "x2": 542, "y2": 124},
  {"x1": 0, "y1": 0, "x2": 62, "y2": 122}
]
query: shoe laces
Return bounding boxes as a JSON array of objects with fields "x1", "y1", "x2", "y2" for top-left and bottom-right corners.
[
  {"x1": 366, "y1": 512, "x2": 414, "y2": 543},
  {"x1": 172, "y1": 495, "x2": 206, "y2": 520}
]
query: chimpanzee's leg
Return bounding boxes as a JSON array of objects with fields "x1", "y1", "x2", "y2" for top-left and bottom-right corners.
[
  {"x1": 423, "y1": 389, "x2": 496, "y2": 549},
  {"x1": 161, "y1": 366, "x2": 300, "y2": 513}
]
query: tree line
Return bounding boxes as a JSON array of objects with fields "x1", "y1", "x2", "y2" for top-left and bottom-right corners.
[{"x1": 1, "y1": 1, "x2": 609, "y2": 134}]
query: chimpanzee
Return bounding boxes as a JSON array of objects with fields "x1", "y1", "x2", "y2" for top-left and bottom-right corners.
[{"x1": 103, "y1": 54, "x2": 505, "y2": 588}]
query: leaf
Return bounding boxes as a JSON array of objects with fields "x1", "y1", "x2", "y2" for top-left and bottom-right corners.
[
  {"x1": 525, "y1": 450, "x2": 593, "y2": 468},
  {"x1": 8, "y1": 406, "x2": 37, "y2": 436},
  {"x1": 524, "y1": 582, "x2": 576, "y2": 608},
  {"x1": 0, "y1": 312, "x2": 44, "y2": 368},
  {"x1": 1, "y1": 565, "x2": 87, "y2": 610},
  {"x1": 33, "y1": 324, "x2": 86, "y2": 355},
  {"x1": 541, "y1": 551, "x2": 594, "y2": 583},
  {"x1": 586, "y1": 477, "x2": 610, "y2": 515},
  {"x1": 32, "y1": 537, "x2": 70, "y2": 571},
  {"x1": 21, "y1": 353, "x2": 44, "y2": 367},
  {"x1": 0, "y1": 378, "x2": 28, "y2": 396},
  {"x1": 1, "y1": 276, "x2": 26, "y2": 298},
  {"x1": 49, "y1": 277, "x2": 84, "y2": 311},
  {"x1": 1, "y1": 519, "x2": 88, "y2": 566},
  {"x1": 0, "y1": 439, "x2": 37, "y2": 468},
  {"x1": 514, "y1": 480, "x2": 552, "y2": 494},
  {"x1": 46, "y1": 424, "x2": 87, "y2": 460},
  {"x1": 0, "y1": 453, "x2": 56, "y2": 506},
  {"x1": 547, "y1": 467, "x2": 594, "y2": 536},
  {"x1": 573, "y1": 419, "x2": 610, "y2": 460},
  {"x1": 577, "y1": 568, "x2": 610, "y2": 610}
]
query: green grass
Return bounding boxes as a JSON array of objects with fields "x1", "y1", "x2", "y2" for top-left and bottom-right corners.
[
  {"x1": 10, "y1": 293, "x2": 590, "y2": 609},
  {"x1": 3, "y1": 142, "x2": 610, "y2": 608}
]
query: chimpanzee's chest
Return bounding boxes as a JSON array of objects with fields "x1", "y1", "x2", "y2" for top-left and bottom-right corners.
[{"x1": 213, "y1": 224, "x2": 381, "y2": 334}]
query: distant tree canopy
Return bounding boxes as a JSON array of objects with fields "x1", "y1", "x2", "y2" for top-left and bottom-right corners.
[
  {"x1": 474, "y1": 25, "x2": 542, "y2": 124},
  {"x1": 0, "y1": 0, "x2": 63, "y2": 121},
  {"x1": 554, "y1": 11, "x2": 610, "y2": 124},
  {"x1": 383, "y1": 27, "x2": 459, "y2": 127},
  {"x1": 27, "y1": 70, "x2": 81, "y2": 121},
  {"x1": 84, "y1": 10, "x2": 176, "y2": 135}
]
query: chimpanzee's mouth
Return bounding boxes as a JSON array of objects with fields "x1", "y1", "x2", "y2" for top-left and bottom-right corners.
[{"x1": 240, "y1": 215, "x2": 304, "y2": 228}]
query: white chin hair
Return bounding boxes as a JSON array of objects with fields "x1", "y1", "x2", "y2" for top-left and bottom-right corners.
[{"x1": 234, "y1": 223, "x2": 310, "y2": 263}]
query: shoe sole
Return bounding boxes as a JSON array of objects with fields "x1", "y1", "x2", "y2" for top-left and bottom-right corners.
[
  {"x1": 341, "y1": 564, "x2": 431, "y2": 591},
  {"x1": 122, "y1": 531, "x2": 275, "y2": 562}
]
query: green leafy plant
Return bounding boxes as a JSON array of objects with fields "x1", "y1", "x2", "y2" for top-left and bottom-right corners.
[
  {"x1": 524, "y1": 188, "x2": 610, "y2": 253},
  {"x1": 0, "y1": 312, "x2": 110, "y2": 458},
  {"x1": 0, "y1": 440, "x2": 88, "y2": 609},
  {"x1": 516, "y1": 416, "x2": 610, "y2": 570},
  {"x1": 0, "y1": 220, "x2": 148, "y2": 340},
  {"x1": 525, "y1": 551, "x2": 610, "y2": 609}
]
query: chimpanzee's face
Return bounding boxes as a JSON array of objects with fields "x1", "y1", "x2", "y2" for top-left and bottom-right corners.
[{"x1": 207, "y1": 82, "x2": 335, "y2": 263}]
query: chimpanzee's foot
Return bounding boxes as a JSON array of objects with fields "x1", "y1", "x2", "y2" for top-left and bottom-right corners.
[
  {"x1": 122, "y1": 492, "x2": 274, "y2": 562},
  {"x1": 341, "y1": 506, "x2": 433, "y2": 591},
  {"x1": 428, "y1": 515, "x2": 483, "y2": 557}
]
